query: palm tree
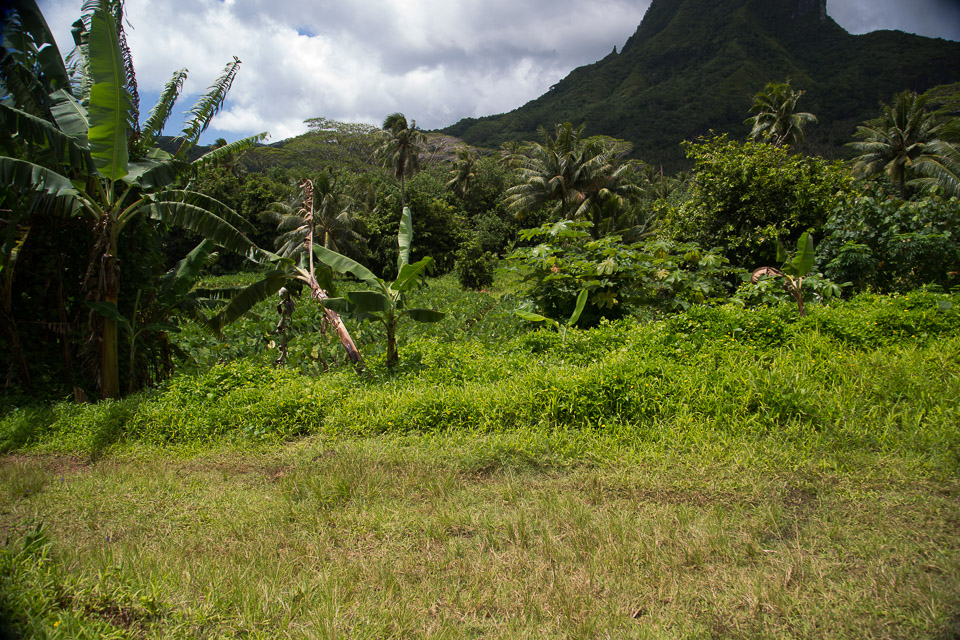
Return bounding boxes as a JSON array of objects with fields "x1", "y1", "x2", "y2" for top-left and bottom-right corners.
[
  {"x1": 376, "y1": 113, "x2": 424, "y2": 213},
  {"x1": 446, "y1": 145, "x2": 477, "y2": 199},
  {"x1": 0, "y1": 0, "x2": 267, "y2": 398},
  {"x1": 745, "y1": 80, "x2": 817, "y2": 148},
  {"x1": 909, "y1": 89, "x2": 960, "y2": 197},
  {"x1": 263, "y1": 170, "x2": 365, "y2": 263},
  {"x1": 506, "y1": 122, "x2": 639, "y2": 237},
  {"x1": 910, "y1": 136, "x2": 960, "y2": 198},
  {"x1": 847, "y1": 91, "x2": 944, "y2": 199}
]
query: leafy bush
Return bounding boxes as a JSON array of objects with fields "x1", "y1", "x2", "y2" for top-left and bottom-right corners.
[
  {"x1": 508, "y1": 220, "x2": 732, "y2": 324},
  {"x1": 733, "y1": 272, "x2": 846, "y2": 310},
  {"x1": 128, "y1": 361, "x2": 330, "y2": 444},
  {"x1": 667, "y1": 134, "x2": 855, "y2": 268},
  {"x1": 455, "y1": 240, "x2": 497, "y2": 290},
  {"x1": 473, "y1": 209, "x2": 516, "y2": 256},
  {"x1": 819, "y1": 189, "x2": 960, "y2": 292}
]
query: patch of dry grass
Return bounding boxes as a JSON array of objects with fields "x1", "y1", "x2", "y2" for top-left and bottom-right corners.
[{"x1": 2, "y1": 436, "x2": 959, "y2": 639}]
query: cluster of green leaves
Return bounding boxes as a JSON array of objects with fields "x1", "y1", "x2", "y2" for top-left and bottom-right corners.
[
  {"x1": 0, "y1": 0, "x2": 268, "y2": 399},
  {"x1": 508, "y1": 220, "x2": 732, "y2": 325},
  {"x1": 819, "y1": 188, "x2": 960, "y2": 292},
  {"x1": 3, "y1": 289, "x2": 957, "y2": 474},
  {"x1": 664, "y1": 134, "x2": 855, "y2": 268},
  {"x1": 735, "y1": 231, "x2": 846, "y2": 316},
  {"x1": 454, "y1": 239, "x2": 497, "y2": 290}
]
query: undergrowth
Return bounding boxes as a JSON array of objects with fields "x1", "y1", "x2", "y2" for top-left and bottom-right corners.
[{"x1": 2, "y1": 287, "x2": 958, "y2": 473}]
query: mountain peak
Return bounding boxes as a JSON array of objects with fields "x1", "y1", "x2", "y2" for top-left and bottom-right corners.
[
  {"x1": 442, "y1": 0, "x2": 960, "y2": 169},
  {"x1": 792, "y1": 0, "x2": 826, "y2": 21},
  {"x1": 621, "y1": 0, "x2": 835, "y2": 57}
]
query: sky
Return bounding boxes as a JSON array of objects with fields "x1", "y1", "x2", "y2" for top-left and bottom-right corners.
[{"x1": 35, "y1": 0, "x2": 960, "y2": 146}]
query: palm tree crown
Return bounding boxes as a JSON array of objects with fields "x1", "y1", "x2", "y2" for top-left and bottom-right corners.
[
  {"x1": 376, "y1": 113, "x2": 424, "y2": 212},
  {"x1": 264, "y1": 170, "x2": 365, "y2": 264},
  {"x1": 745, "y1": 80, "x2": 817, "y2": 148},
  {"x1": 847, "y1": 90, "x2": 944, "y2": 198},
  {"x1": 446, "y1": 145, "x2": 478, "y2": 199},
  {"x1": 506, "y1": 122, "x2": 640, "y2": 237}
]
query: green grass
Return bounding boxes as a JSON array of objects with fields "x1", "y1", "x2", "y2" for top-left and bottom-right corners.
[
  {"x1": 1, "y1": 279, "x2": 959, "y2": 638},
  {"x1": 2, "y1": 441, "x2": 959, "y2": 638}
]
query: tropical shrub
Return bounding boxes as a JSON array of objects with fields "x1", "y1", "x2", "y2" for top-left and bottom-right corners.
[
  {"x1": 738, "y1": 232, "x2": 845, "y2": 316},
  {"x1": 733, "y1": 272, "x2": 846, "y2": 312},
  {"x1": 454, "y1": 240, "x2": 497, "y2": 290},
  {"x1": 473, "y1": 208, "x2": 516, "y2": 256},
  {"x1": 819, "y1": 188, "x2": 960, "y2": 292},
  {"x1": 667, "y1": 134, "x2": 855, "y2": 268},
  {"x1": 508, "y1": 220, "x2": 732, "y2": 325}
]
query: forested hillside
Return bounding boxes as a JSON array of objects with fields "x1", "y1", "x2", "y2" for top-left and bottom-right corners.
[{"x1": 442, "y1": 0, "x2": 960, "y2": 168}]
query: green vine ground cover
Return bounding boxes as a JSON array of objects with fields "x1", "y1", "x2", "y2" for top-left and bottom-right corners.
[{"x1": 1, "y1": 276, "x2": 959, "y2": 638}]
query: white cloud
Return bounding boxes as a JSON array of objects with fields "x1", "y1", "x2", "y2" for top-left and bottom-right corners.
[{"x1": 34, "y1": 0, "x2": 960, "y2": 145}]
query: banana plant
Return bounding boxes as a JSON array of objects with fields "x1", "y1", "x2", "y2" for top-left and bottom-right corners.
[
  {"x1": 208, "y1": 179, "x2": 364, "y2": 367},
  {"x1": 87, "y1": 240, "x2": 221, "y2": 394},
  {"x1": 1, "y1": 0, "x2": 269, "y2": 398},
  {"x1": 0, "y1": 208, "x2": 33, "y2": 386},
  {"x1": 750, "y1": 231, "x2": 815, "y2": 316},
  {"x1": 320, "y1": 207, "x2": 444, "y2": 367},
  {"x1": 515, "y1": 288, "x2": 589, "y2": 346}
]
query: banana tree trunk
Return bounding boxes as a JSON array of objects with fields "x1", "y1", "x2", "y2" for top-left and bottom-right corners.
[
  {"x1": 100, "y1": 249, "x2": 121, "y2": 399},
  {"x1": 385, "y1": 315, "x2": 398, "y2": 367},
  {"x1": 307, "y1": 276, "x2": 364, "y2": 370},
  {"x1": 786, "y1": 277, "x2": 806, "y2": 318},
  {"x1": 0, "y1": 307, "x2": 30, "y2": 387}
]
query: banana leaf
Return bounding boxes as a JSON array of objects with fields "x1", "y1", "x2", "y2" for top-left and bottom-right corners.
[
  {"x1": 397, "y1": 205, "x2": 413, "y2": 271},
  {"x1": 86, "y1": 4, "x2": 130, "y2": 182},
  {"x1": 391, "y1": 256, "x2": 434, "y2": 293},
  {"x1": 49, "y1": 89, "x2": 89, "y2": 140},
  {"x1": 208, "y1": 269, "x2": 290, "y2": 333},
  {"x1": 405, "y1": 308, "x2": 445, "y2": 322},
  {"x1": 344, "y1": 290, "x2": 391, "y2": 313},
  {"x1": 313, "y1": 245, "x2": 381, "y2": 288}
]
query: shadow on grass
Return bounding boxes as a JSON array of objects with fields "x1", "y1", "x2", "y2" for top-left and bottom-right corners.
[
  {"x1": 0, "y1": 398, "x2": 138, "y2": 461},
  {"x1": 88, "y1": 401, "x2": 137, "y2": 462},
  {"x1": 0, "y1": 407, "x2": 56, "y2": 455}
]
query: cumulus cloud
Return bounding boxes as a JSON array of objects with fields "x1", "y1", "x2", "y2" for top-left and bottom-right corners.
[{"x1": 35, "y1": 0, "x2": 960, "y2": 145}]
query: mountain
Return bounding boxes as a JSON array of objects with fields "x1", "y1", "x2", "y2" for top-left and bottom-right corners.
[{"x1": 441, "y1": 0, "x2": 960, "y2": 168}]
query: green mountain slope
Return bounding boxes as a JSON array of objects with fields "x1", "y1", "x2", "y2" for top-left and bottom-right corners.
[{"x1": 441, "y1": 0, "x2": 960, "y2": 168}]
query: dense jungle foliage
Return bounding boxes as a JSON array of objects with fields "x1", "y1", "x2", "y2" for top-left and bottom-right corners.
[
  {"x1": 1, "y1": 0, "x2": 959, "y2": 401},
  {"x1": 3, "y1": 2, "x2": 960, "y2": 638}
]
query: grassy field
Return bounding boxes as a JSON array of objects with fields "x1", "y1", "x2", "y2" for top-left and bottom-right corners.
[{"x1": 1, "y1": 276, "x2": 959, "y2": 638}]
